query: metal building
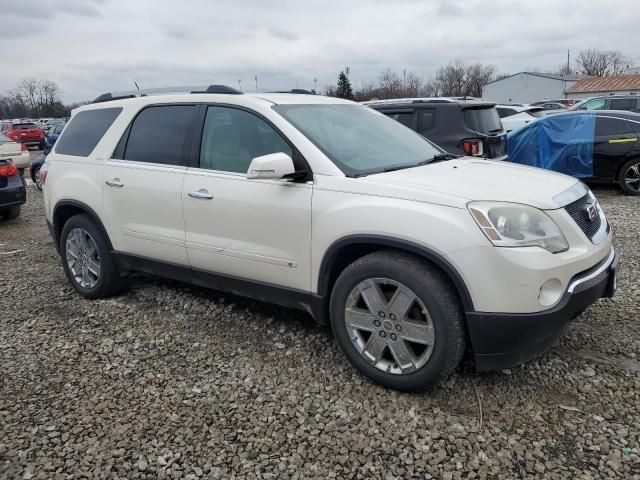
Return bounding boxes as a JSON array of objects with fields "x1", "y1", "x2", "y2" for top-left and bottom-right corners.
[{"x1": 482, "y1": 72, "x2": 579, "y2": 104}]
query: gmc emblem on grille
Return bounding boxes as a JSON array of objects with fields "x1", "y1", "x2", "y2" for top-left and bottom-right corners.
[{"x1": 584, "y1": 202, "x2": 598, "y2": 223}]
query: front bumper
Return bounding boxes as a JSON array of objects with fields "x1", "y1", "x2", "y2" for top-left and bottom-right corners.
[
  {"x1": 467, "y1": 247, "x2": 618, "y2": 371},
  {"x1": 0, "y1": 174, "x2": 27, "y2": 208}
]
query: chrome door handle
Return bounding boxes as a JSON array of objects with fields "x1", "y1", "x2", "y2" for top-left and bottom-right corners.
[
  {"x1": 105, "y1": 179, "x2": 124, "y2": 187},
  {"x1": 188, "y1": 189, "x2": 214, "y2": 200}
]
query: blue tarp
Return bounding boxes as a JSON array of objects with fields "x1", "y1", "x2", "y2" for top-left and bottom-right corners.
[{"x1": 506, "y1": 112, "x2": 596, "y2": 178}]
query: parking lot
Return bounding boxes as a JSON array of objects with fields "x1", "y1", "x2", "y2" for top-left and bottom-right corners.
[{"x1": 0, "y1": 175, "x2": 638, "y2": 479}]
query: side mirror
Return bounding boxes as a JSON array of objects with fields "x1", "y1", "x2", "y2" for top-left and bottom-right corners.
[{"x1": 246, "y1": 152, "x2": 296, "y2": 180}]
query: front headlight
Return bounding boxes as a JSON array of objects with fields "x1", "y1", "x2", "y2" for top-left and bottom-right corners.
[{"x1": 468, "y1": 202, "x2": 569, "y2": 253}]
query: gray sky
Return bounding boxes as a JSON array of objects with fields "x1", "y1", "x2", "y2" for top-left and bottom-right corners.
[{"x1": 2, "y1": 0, "x2": 640, "y2": 103}]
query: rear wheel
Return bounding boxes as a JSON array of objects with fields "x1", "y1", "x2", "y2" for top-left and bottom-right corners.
[
  {"x1": 330, "y1": 251, "x2": 466, "y2": 391},
  {"x1": 59, "y1": 214, "x2": 125, "y2": 298},
  {"x1": 0, "y1": 205, "x2": 21, "y2": 220},
  {"x1": 618, "y1": 159, "x2": 640, "y2": 196}
]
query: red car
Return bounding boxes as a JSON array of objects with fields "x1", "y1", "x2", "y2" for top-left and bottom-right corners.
[{"x1": 0, "y1": 121, "x2": 46, "y2": 149}]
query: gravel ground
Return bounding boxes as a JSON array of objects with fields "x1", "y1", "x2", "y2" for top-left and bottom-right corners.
[{"x1": 0, "y1": 184, "x2": 638, "y2": 480}]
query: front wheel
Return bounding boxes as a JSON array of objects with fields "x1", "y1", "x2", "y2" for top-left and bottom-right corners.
[
  {"x1": 59, "y1": 214, "x2": 125, "y2": 298},
  {"x1": 618, "y1": 159, "x2": 640, "y2": 196},
  {"x1": 32, "y1": 166, "x2": 43, "y2": 190},
  {"x1": 330, "y1": 251, "x2": 466, "y2": 391}
]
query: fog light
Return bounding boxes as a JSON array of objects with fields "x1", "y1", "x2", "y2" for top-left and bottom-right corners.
[{"x1": 538, "y1": 279, "x2": 563, "y2": 306}]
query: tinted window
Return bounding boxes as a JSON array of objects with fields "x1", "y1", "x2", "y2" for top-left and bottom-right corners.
[
  {"x1": 56, "y1": 108, "x2": 122, "y2": 157},
  {"x1": 609, "y1": 98, "x2": 637, "y2": 111},
  {"x1": 464, "y1": 108, "x2": 502, "y2": 134},
  {"x1": 13, "y1": 123, "x2": 37, "y2": 129},
  {"x1": 123, "y1": 105, "x2": 196, "y2": 166},
  {"x1": 273, "y1": 104, "x2": 442, "y2": 177},
  {"x1": 385, "y1": 112, "x2": 413, "y2": 128},
  {"x1": 417, "y1": 110, "x2": 436, "y2": 134},
  {"x1": 496, "y1": 108, "x2": 516, "y2": 118},
  {"x1": 595, "y1": 116, "x2": 631, "y2": 137},
  {"x1": 581, "y1": 98, "x2": 606, "y2": 111},
  {"x1": 200, "y1": 106, "x2": 292, "y2": 173}
]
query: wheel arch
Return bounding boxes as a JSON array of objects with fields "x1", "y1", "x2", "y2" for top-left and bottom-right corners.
[
  {"x1": 52, "y1": 200, "x2": 113, "y2": 253},
  {"x1": 315, "y1": 235, "x2": 475, "y2": 323}
]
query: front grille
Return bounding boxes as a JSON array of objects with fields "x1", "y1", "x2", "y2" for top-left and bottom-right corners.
[{"x1": 564, "y1": 194, "x2": 603, "y2": 241}]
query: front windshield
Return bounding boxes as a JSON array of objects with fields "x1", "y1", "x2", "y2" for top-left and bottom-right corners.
[{"x1": 273, "y1": 104, "x2": 442, "y2": 176}]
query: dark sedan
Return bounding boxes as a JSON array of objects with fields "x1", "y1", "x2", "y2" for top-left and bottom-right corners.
[
  {"x1": 507, "y1": 111, "x2": 640, "y2": 195},
  {"x1": 0, "y1": 159, "x2": 26, "y2": 220}
]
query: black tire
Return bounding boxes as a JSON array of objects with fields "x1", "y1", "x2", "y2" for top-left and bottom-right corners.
[
  {"x1": 618, "y1": 158, "x2": 640, "y2": 196},
  {"x1": 44, "y1": 147, "x2": 51, "y2": 155},
  {"x1": 0, "y1": 205, "x2": 21, "y2": 220},
  {"x1": 330, "y1": 251, "x2": 466, "y2": 392},
  {"x1": 32, "y1": 166, "x2": 43, "y2": 190},
  {"x1": 59, "y1": 214, "x2": 125, "y2": 299}
]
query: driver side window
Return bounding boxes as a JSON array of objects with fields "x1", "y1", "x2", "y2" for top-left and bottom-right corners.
[{"x1": 199, "y1": 106, "x2": 293, "y2": 174}]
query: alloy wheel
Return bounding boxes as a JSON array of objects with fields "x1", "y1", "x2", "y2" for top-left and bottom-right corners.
[
  {"x1": 624, "y1": 162, "x2": 640, "y2": 193},
  {"x1": 344, "y1": 278, "x2": 435, "y2": 375},
  {"x1": 66, "y1": 228, "x2": 101, "y2": 289}
]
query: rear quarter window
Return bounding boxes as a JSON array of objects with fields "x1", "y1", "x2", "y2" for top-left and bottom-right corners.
[
  {"x1": 464, "y1": 108, "x2": 503, "y2": 134},
  {"x1": 55, "y1": 108, "x2": 122, "y2": 157}
]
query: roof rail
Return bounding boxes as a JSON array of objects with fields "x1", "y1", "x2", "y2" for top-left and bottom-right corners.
[
  {"x1": 90, "y1": 84, "x2": 243, "y2": 104},
  {"x1": 362, "y1": 97, "x2": 459, "y2": 106},
  {"x1": 265, "y1": 89, "x2": 316, "y2": 95}
]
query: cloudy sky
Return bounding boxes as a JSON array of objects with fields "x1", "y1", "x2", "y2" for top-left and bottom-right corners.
[{"x1": 2, "y1": 0, "x2": 640, "y2": 103}]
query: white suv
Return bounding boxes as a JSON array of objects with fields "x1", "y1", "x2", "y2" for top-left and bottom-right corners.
[{"x1": 42, "y1": 85, "x2": 618, "y2": 391}]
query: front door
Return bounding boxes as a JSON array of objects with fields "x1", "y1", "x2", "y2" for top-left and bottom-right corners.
[
  {"x1": 102, "y1": 104, "x2": 198, "y2": 265},
  {"x1": 182, "y1": 105, "x2": 312, "y2": 291}
]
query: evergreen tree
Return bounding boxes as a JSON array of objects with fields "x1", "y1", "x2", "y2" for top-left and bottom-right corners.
[{"x1": 336, "y1": 71, "x2": 354, "y2": 100}]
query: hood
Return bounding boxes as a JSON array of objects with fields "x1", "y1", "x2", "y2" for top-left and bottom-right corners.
[{"x1": 362, "y1": 158, "x2": 579, "y2": 210}]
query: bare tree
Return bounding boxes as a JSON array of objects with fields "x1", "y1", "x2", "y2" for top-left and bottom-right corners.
[
  {"x1": 1, "y1": 78, "x2": 67, "y2": 118},
  {"x1": 434, "y1": 61, "x2": 467, "y2": 97},
  {"x1": 576, "y1": 49, "x2": 630, "y2": 76},
  {"x1": 378, "y1": 69, "x2": 403, "y2": 98},
  {"x1": 465, "y1": 63, "x2": 496, "y2": 97},
  {"x1": 434, "y1": 61, "x2": 496, "y2": 97},
  {"x1": 13, "y1": 78, "x2": 40, "y2": 114},
  {"x1": 404, "y1": 72, "x2": 422, "y2": 97}
]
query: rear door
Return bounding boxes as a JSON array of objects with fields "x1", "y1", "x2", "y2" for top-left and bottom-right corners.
[
  {"x1": 181, "y1": 104, "x2": 312, "y2": 291},
  {"x1": 608, "y1": 97, "x2": 639, "y2": 113},
  {"x1": 463, "y1": 107, "x2": 506, "y2": 159},
  {"x1": 102, "y1": 104, "x2": 197, "y2": 266},
  {"x1": 593, "y1": 115, "x2": 637, "y2": 180}
]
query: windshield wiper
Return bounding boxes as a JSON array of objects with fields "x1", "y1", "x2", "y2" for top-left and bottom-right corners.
[
  {"x1": 354, "y1": 153, "x2": 461, "y2": 177},
  {"x1": 413, "y1": 152, "x2": 461, "y2": 167}
]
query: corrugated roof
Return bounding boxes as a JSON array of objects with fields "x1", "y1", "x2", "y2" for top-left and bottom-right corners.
[
  {"x1": 567, "y1": 74, "x2": 640, "y2": 93},
  {"x1": 484, "y1": 72, "x2": 579, "y2": 86}
]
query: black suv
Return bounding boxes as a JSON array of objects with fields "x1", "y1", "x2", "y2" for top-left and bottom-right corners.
[{"x1": 365, "y1": 98, "x2": 507, "y2": 160}]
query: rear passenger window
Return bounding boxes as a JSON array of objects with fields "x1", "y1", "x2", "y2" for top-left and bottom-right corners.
[
  {"x1": 595, "y1": 116, "x2": 632, "y2": 137},
  {"x1": 417, "y1": 110, "x2": 436, "y2": 134},
  {"x1": 55, "y1": 108, "x2": 122, "y2": 157},
  {"x1": 385, "y1": 112, "x2": 413, "y2": 128},
  {"x1": 609, "y1": 98, "x2": 636, "y2": 111},
  {"x1": 199, "y1": 106, "x2": 292, "y2": 173},
  {"x1": 121, "y1": 105, "x2": 196, "y2": 166}
]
